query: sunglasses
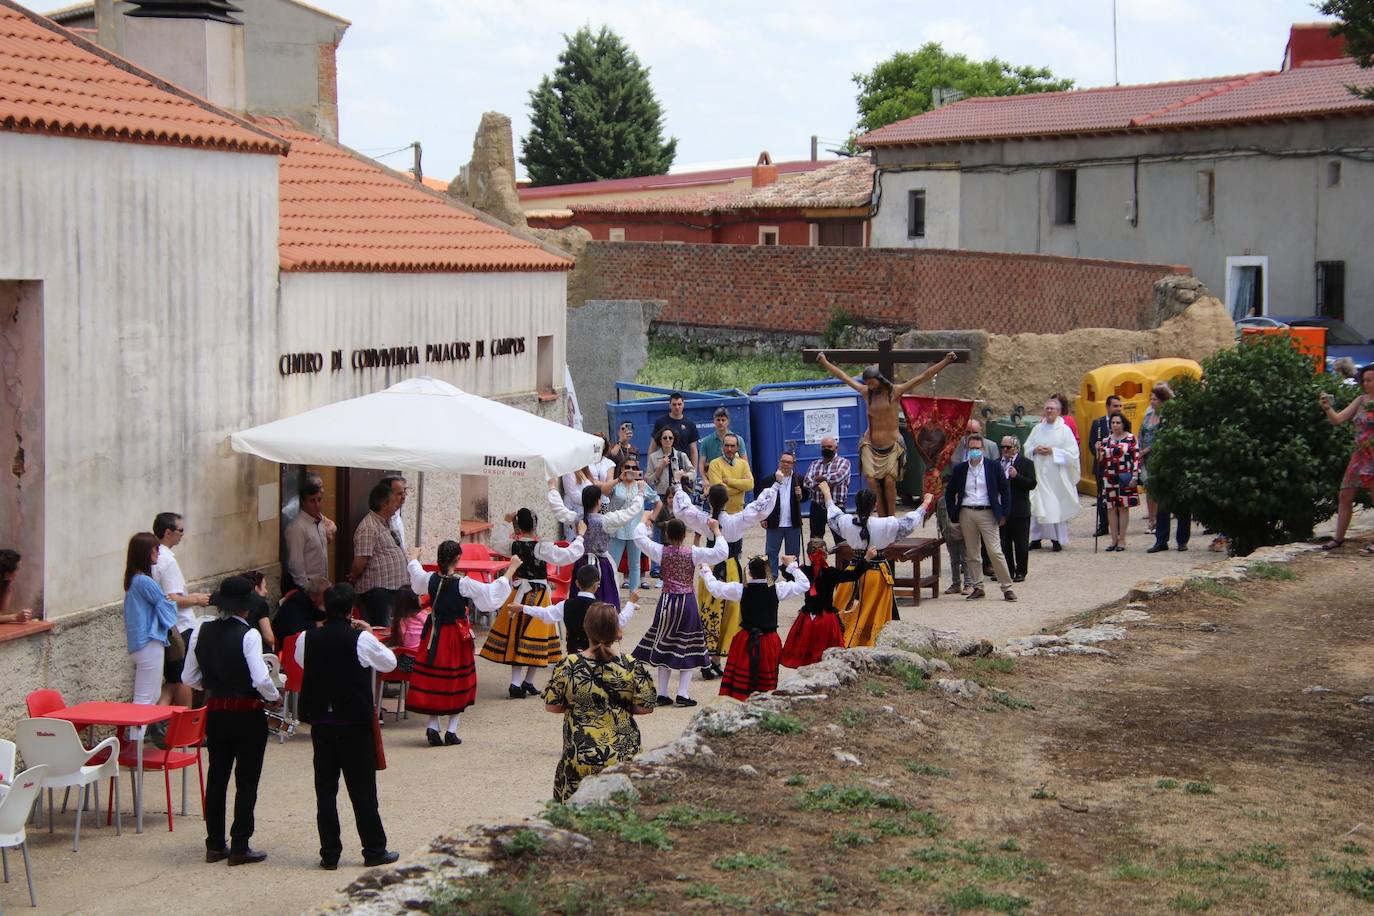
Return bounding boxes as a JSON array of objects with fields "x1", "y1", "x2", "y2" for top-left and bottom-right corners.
[
  {"x1": 660, "y1": 434, "x2": 675, "y2": 440},
  {"x1": 173, "y1": 528, "x2": 185, "y2": 533}
]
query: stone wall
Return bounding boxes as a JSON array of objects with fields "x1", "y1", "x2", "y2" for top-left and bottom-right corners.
[{"x1": 574, "y1": 241, "x2": 1190, "y2": 335}]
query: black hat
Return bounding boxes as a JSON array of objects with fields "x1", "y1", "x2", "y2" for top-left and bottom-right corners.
[{"x1": 210, "y1": 575, "x2": 255, "y2": 614}]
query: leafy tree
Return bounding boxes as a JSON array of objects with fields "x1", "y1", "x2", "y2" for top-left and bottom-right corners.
[
  {"x1": 853, "y1": 42, "x2": 1074, "y2": 135},
  {"x1": 1318, "y1": 0, "x2": 1374, "y2": 100},
  {"x1": 521, "y1": 26, "x2": 676, "y2": 186},
  {"x1": 1146, "y1": 337, "x2": 1353, "y2": 556}
]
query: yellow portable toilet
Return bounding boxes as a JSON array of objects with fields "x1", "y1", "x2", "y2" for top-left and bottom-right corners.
[
  {"x1": 1076, "y1": 364, "x2": 1153, "y2": 495},
  {"x1": 1075, "y1": 358, "x2": 1203, "y2": 495}
]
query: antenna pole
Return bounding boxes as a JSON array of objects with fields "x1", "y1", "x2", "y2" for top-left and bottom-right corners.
[{"x1": 1113, "y1": 0, "x2": 1120, "y2": 86}]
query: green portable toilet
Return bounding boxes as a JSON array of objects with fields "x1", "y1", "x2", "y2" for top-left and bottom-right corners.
[
  {"x1": 896, "y1": 418, "x2": 928, "y2": 505},
  {"x1": 984, "y1": 405, "x2": 1033, "y2": 456}
]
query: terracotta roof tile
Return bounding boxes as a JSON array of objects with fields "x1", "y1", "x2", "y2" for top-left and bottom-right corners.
[
  {"x1": 518, "y1": 158, "x2": 831, "y2": 201},
  {"x1": 267, "y1": 120, "x2": 571, "y2": 273},
  {"x1": 0, "y1": 0, "x2": 285, "y2": 153},
  {"x1": 571, "y1": 157, "x2": 874, "y2": 215},
  {"x1": 858, "y1": 61, "x2": 1374, "y2": 148}
]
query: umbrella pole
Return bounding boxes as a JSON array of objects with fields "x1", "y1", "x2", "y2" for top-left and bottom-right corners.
[{"x1": 415, "y1": 472, "x2": 425, "y2": 552}]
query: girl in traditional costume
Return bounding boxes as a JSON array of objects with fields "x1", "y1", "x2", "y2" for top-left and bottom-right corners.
[
  {"x1": 479, "y1": 508, "x2": 585, "y2": 699},
  {"x1": 820, "y1": 481, "x2": 934, "y2": 648},
  {"x1": 671, "y1": 481, "x2": 779, "y2": 679},
  {"x1": 512, "y1": 563, "x2": 640, "y2": 657},
  {"x1": 780, "y1": 542, "x2": 862, "y2": 668},
  {"x1": 630, "y1": 515, "x2": 728, "y2": 707},
  {"x1": 405, "y1": 542, "x2": 519, "y2": 746},
  {"x1": 701, "y1": 555, "x2": 809, "y2": 700},
  {"x1": 546, "y1": 481, "x2": 644, "y2": 607}
]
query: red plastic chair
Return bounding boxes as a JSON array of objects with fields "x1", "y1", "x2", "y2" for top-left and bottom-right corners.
[
  {"x1": 25, "y1": 690, "x2": 65, "y2": 718},
  {"x1": 377, "y1": 647, "x2": 416, "y2": 721},
  {"x1": 279, "y1": 633, "x2": 304, "y2": 693},
  {"x1": 119, "y1": 707, "x2": 205, "y2": 832}
]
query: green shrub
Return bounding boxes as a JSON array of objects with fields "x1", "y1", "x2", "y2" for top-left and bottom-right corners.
[
  {"x1": 758, "y1": 710, "x2": 805, "y2": 734},
  {"x1": 1147, "y1": 335, "x2": 1354, "y2": 556}
]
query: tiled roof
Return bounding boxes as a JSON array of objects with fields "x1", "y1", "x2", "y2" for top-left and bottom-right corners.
[
  {"x1": 859, "y1": 60, "x2": 1374, "y2": 148},
  {"x1": 266, "y1": 120, "x2": 571, "y2": 273},
  {"x1": 570, "y1": 157, "x2": 874, "y2": 215},
  {"x1": 518, "y1": 158, "x2": 830, "y2": 201},
  {"x1": 0, "y1": 0, "x2": 286, "y2": 153}
]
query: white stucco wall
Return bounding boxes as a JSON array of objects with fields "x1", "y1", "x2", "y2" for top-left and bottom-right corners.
[
  {"x1": 870, "y1": 167, "x2": 961, "y2": 248},
  {"x1": 0, "y1": 131, "x2": 281, "y2": 618}
]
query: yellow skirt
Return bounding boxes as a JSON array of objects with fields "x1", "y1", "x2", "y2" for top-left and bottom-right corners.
[
  {"x1": 696, "y1": 555, "x2": 743, "y2": 657},
  {"x1": 478, "y1": 582, "x2": 563, "y2": 667},
  {"x1": 836, "y1": 564, "x2": 895, "y2": 649}
]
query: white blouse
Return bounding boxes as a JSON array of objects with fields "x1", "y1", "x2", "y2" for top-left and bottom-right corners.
[
  {"x1": 699, "y1": 563, "x2": 810, "y2": 602},
  {"x1": 490, "y1": 523, "x2": 586, "y2": 568},
  {"x1": 671, "y1": 484, "x2": 778, "y2": 543},
  {"x1": 405, "y1": 559, "x2": 515, "y2": 613},
  {"x1": 630, "y1": 525, "x2": 729, "y2": 567},
  {"x1": 545, "y1": 487, "x2": 643, "y2": 533},
  {"x1": 516, "y1": 590, "x2": 638, "y2": 629},
  {"x1": 825, "y1": 502, "x2": 929, "y2": 551}
]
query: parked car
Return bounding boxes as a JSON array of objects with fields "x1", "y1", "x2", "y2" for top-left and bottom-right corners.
[{"x1": 1234, "y1": 315, "x2": 1374, "y2": 374}]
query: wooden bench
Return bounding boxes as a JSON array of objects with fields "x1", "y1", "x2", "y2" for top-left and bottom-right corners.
[{"x1": 884, "y1": 537, "x2": 944, "y2": 607}]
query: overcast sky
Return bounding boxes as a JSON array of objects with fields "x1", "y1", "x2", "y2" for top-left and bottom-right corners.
[{"x1": 322, "y1": 0, "x2": 1331, "y2": 183}]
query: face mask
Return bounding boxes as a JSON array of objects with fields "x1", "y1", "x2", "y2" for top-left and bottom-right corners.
[
  {"x1": 968, "y1": 448, "x2": 983, "y2": 461},
  {"x1": 821, "y1": 448, "x2": 836, "y2": 460}
]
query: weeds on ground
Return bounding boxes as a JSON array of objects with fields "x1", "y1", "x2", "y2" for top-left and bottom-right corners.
[
  {"x1": 503, "y1": 828, "x2": 547, "y2": 858},
  {"x1": 1323, "y1": 862, "x2": 1374, "y2": 901},
  {"x1": 862, "y1": 680, "x2": 890, "y2": 697},
  {"x1": 1186, "y1": 577, "x2": 1239, "y2": 599},
  {"x1": 879, "y1": 864, "x2": 939, "y2": 884},
  {"x1": 542, "y1": 802, "x2": 671, "y2": 850},
  {"x1": 1184, "y1": 781, "x2": 1215, "y2": 795},
  {"x1": 988, "y1": 690, "x2": 1034, "y2": 710},
  {"x1": 653, "y1": 804, "x2": 746, "y2": 828},
  {"x1": 972, "y1": 657, "x2": 1016, "y2": 676},
  {"x1": 637, "y1": 338, "x2": 851, "y2": 394},
  {"x1": 1341, "y1": 842, "x2": 1368, "y2": 856},
  {"x1": 998, "y1": 838, "x2": 1022, "y2": 852},
  {"x1": 559, "y1": 883, "x2": 610, "y2": 916},
  {"x1": 1156, "y1": 778, "x2": 1179, "y2": 790},
  {"x1": 1030, "y1": 784, "x2": 1057, "y2": 800},
  {"x1": 784, "y1": 773, "x2": 808, "y2": 787},
  {"x1": 832, "y1": 828, "x2": 875, "y2": 850},
  {"x1": 1169, "y1": 891, "x2": 1216, "y2": 911},
  {"x1": 1228, "y1": 843, "x2": 1287, "y2": 870},
  {"x1": 1247, "y1": 561, "x2": 1296, "y2": 581},
  {"x1": 758, "y1": 710, "x2": 805, "y2": 735},
  {"x1": 839, "y1": 707, "x2": 868, "y2": 728},
  {"x1": 682, "y1": 883, "x2": 752, "y2": 907},
  {"x1": 942, "y1": 884, "x2": 1033, "y2": 914},
  {"x1": 890, "y1": 660, "x2": 929, "y2": 691},
  {"x1": 1112, "y1": 860, "x2": 1156, "y2": 880},
  {"x1": 906, "y1": 761, "x2": 952, "y2": 778},
  {"x1": 713, "y1": 849, "x2": 788, "y2": 871},
  {"x1": 797, "y1": 783, "x2": 910, "y2": 813},
  {"x1": 428, "y1": 869, "x2": 544, "y2": 916}
]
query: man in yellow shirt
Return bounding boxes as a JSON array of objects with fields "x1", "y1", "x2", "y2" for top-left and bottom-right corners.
[{"x1": 707, "y1": 434, "x2": 754, "y2": 513}]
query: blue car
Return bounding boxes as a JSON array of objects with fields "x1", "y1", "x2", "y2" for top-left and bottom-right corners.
[{"x1": 1235, "y1": 315, "x2": 1374, "y2": 375}]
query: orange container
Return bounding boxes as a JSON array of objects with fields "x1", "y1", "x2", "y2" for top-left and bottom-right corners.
[{"x1": 1240, "y1": 326, "x2": 1326, "y2": 374}]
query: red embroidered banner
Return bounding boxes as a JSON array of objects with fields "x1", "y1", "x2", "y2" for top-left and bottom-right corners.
[{"x1": 900, "y1": 396, "x2": 976, "y2": 495}]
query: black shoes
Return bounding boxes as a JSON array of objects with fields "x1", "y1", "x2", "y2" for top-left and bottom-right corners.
[
  {"x1": 320, "y1": 859, "x2": 339, "y2": 871},
  {"x1": 1178, "y1": 545, "x2": 1189, "y2": 551},
  {"x1": 522, "y1": 682, "x2": 539, "y2": 696},
  {"x1": 1051, "y1": 541, "x2": 1063, "y2": 552},
  {"x1": 1012, "y1": 574, "x2": 1025, "y2": 583},
  {"x1": 675, "y1": 696, "x2": 698, "y2": 708},
  {"x1": 1094, "y1": 528, "x2": 1109, "y2": 538},
  {"x1": 700, "y1": 666, "x2": 718, "y2": 680},
  {"x1": 966, "y1": 587, "x2": 986, "y2": 600},
  {"x1": 656, "y1": 695, "x2": 674, "y2": 707},
  {"x1": 508, "y1": 685, "x2": 526, "y2": 699},
  {"x1": 205, "y1": 848, "x2": 228, "y2": 864},
  {"x1": 227, "y1": 848, "x2": 267, "y2": 866},
  {"x1": 363, "y1": 850, "x2": 401, "y2": 868},
  {"x1": 426, "y1": 728, "x2": 443, "y2": 746},
  {"x1": 1028, "y1": 541, "x2": 1042, "y2": 551},
  {"x1": 1146, "y1": 544, "x2": 1168, "y2": 553},
  {"x1": 444, "y1": 731, "x2": 462, "y2": 746}
]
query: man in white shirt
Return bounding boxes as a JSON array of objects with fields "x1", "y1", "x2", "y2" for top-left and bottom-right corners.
[
  {"x1": 284, "y1": 480, "x2": 336, "y2": 592},
  {"x1": 183, "y1": 575, "x2": 282, "y2": 866},
  {"x1": 943, "y1": 433, "x2": 1017, "y2": 602},
  {"x1": 760, "y1": 452, "x2": 804, "y2": 577},
  {"x1": 152, "y1": 511, "x2": 210, "y2": 710}
]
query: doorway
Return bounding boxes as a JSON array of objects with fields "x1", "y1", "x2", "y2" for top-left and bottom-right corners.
[
  {"x1": 1224, "y1": 256, "x2": 1269, "y2": 320},
  {"x1": 0, "y1": 281, "x2": 43, "y2": 616}
]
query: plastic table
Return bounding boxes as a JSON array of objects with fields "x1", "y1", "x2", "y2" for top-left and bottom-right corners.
[
  {"x1": 49, "y1": 702, "x2": 183, "y2": 834},
  {"x1": 453, "y1": 558, "x2": 509, "y2": 583}
]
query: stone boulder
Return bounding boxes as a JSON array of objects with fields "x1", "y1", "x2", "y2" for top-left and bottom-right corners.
[{"x1": 453, "y1": 111, "x2": 527, "y2": 228}]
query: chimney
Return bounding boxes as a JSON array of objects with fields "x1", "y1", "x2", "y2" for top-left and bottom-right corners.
[
  {"x1": 752, "y1": 151, "x2": 778, "y2": 188},
  {"x1": 121, "y1": 1, "x2": 247, "y2": 113},
  {"x1": 1283, "y1": 22, "x2": 1346, "y2": 70}
]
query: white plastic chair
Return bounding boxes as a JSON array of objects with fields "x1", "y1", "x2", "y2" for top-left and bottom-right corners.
[
  {"x1": 263, "y1": 655, "x2": 297, "y2": 742},
  {"x1": 0, "y1": 764, "x2": 47, "y2": 907},
  {"x1": 0, "y1": 738, "x2": 15, "y2": 787},
  {"x1": 15, "y1": 719, "x2": 121, "y2": 852}
]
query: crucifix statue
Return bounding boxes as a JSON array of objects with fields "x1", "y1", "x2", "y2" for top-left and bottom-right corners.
[{"x1": 806, "y1": 339, "x2": 969, "y2": 517}]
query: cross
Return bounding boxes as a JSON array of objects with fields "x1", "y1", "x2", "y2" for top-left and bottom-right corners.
[{"x1": 802, "y1": 338, "x2": 970, "y2": 381}]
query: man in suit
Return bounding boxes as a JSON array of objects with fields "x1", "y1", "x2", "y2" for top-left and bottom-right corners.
[
  {"x1": 943, "y1": 433, "x2": 1017, "y2": 602},
  {"x1": 758, "y1": 451, "x2": 804, "y2": 577},
  {"x1": 1089, "y1": 396, "x2": 1132, "y2": 537},
  {"x1": 997, "y1": 436, "x2": 1038, "y2": 582}
]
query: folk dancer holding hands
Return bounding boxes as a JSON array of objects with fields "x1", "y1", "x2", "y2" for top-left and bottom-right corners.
[{"x1": 700, "y1": 555, "x2": 809, "y2": 701}]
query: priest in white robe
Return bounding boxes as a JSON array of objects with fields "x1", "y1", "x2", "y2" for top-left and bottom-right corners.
[{"x1": 1025, "y1": 398, "x2": 1081, "y2": 549}]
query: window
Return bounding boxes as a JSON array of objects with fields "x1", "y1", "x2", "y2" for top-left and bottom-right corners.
[
  {"x1": 1053, "y1": 169, "x2": 1077, "y2": 226},
  {"x1": 608, "y1": 228, "x2": 625, "y2": 242},
  {"x1": 1196, "y1": 169, "x2": 1215, "y2": 221},
  {"x1": 759, "y1": 227, "x2": 779, "y2": 246},
  {"x1": 1327, "y1": 161, "x2": 1342, "y2": 187},
  {"x1": 536, "y1": 334, "x2": 553, "y2": 394},
  {"x1": 1316, "y1": 261, "x2": 1346, "y2": 321},
  {"x1": 907, "y1": 189, "x2": 926, "y2": 238}
]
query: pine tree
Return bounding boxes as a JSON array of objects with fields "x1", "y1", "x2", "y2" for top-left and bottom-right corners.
[
  {"x1": 1319, "y1": 0, "x2": 1374, "y2": 99},
  {"x1": 521, "y1": 26, "x2": 677, "y2": 186}
]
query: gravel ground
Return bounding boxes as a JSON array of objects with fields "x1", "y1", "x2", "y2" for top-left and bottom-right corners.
[{"x1": 10, "y1": 501, "x2": 1368, "y2": 916}]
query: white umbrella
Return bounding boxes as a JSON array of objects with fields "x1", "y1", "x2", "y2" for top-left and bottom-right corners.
[{"x1": 230, "y1": 376, "x2": 602, "y2": 479}]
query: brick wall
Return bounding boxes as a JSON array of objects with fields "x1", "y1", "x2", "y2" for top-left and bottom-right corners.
[{"x1": 578, "y1": 242, "x2": 1190, "y2": 334}]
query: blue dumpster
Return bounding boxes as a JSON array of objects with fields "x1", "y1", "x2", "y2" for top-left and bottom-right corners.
[
  {"x1": 747, "y1": 380, "x2": 867, "y2": 511},
  {"x1": 605, "y1": 382, "x2": 751, "y2": 464}
]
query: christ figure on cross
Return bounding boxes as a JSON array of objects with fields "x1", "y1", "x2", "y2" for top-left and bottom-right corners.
[{"x1": 817, "y1": 349, "x2": 958, "y2": 517}]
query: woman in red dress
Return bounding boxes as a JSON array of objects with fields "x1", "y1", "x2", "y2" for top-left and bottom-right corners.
[
  {"x1": 780, "y1": 543, "x2": 862, "y2": 669},
  {"x1": 1320, "y1": 366, "x2": 1374, "y2": 553}
]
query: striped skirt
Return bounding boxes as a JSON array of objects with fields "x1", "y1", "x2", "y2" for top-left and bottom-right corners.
[
  {"x1": 478, "y1": 582, "x2": 563, "y2": 667},
  {"x1": 631, "y1": 591, "x2": 710, "y2": 670}
]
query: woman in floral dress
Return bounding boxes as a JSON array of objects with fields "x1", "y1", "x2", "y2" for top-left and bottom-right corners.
[
  {"x1": 1097, "y1": 413, "x2": 1139, "y2": 552},
  {"x1": 1320, "y1": 365, "x2": 1374, "y2": 554},
  {"x1": 541, "y1": 604, "x2": 656, "y2": 802}
]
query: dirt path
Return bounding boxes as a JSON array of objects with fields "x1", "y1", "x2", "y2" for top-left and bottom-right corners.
[
  {"x1": 7, "y1": 505, "x2": 1368, "y2": 915},
  {"x1": 418, "y1": 548, "x2": 1374, "y2": 914}
]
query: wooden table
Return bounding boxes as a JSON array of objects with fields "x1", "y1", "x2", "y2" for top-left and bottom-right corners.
[
  {"x1": 49, "y1": 702, "x2": 183, "y2": 834},
  {"x1": 884, "y1": 537, "x2": 944, "y2": 607}
]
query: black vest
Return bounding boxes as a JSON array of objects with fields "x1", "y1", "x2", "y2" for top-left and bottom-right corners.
[
  {"x1": 739, "y1": 582, "x2": 780, "y2": 633},
  {"x1": 562, "y1": 594, "x2": 596, "y2": 654},
  {"x1": 428, "y1": 573, "x2": 472, "y2": 624},
  {"x1": 195, "y1": 617, "x2": 257, "y2": 699},
  {"x1": 511, "y1": 539, "x2": 548, "y2": 581},
  {"x1": 299, "y1": 620, "x2": 374, "y2": 726}
]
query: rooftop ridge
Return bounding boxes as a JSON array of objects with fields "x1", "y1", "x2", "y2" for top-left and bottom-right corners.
[{"x1": 1131, "y1": 71, "x2": 1270, "y2": 126}]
